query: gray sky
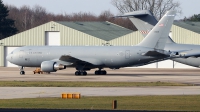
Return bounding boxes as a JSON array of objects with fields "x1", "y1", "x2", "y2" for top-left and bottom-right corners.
[
  {"x1": 3, "y1": 0, "x2": 200, "y2": 19},
  {"x1": 4, "y1": 0, "x2": 118, "y2": 15}
]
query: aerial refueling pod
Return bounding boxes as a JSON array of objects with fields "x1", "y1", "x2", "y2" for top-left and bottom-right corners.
[{"x1": 41, "y1": 61, "x2": 66, "y2": 72}]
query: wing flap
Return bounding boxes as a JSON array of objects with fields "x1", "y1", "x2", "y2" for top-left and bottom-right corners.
[
  {"x1": 59, "y1": 55, "x2": 83, "y2": 63},
  {"x1": 59, "y1": 55, "x2": 103, "y2": 66},
  {"x1": 142, "y1": 50, "x2": 168, "y2": 56}
]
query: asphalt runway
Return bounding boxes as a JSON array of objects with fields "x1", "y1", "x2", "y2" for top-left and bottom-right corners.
[{"x1": 0, "y1": 67, "x2": 200, "y2": 99}]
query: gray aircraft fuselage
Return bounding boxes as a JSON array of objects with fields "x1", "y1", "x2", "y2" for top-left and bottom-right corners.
[{"x1": 7, "y1": 46, "x2": 164, "y2": 69}]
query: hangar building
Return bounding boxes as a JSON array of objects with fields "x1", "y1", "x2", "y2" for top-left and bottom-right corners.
[
  {"x1": 0, "y1": 21, "x2": 143, "y2": 67},
  {"x1": 1, "y1": 21, "x2": 200, "y2": 68}
]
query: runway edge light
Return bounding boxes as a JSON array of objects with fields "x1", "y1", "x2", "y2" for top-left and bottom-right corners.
[
  {"x1": 73, "y1": 93, "x2": 81, "y2": 99},
  {"x1": 61, "y1": 93, "x2": 67, "y2": 99},
  {"x1": 61, "y1": 93, "x2": 81, "y2": 99}
]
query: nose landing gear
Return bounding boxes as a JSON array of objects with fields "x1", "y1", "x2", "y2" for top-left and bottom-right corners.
[{"x1": 20, "y1": 66, "x2": 25, "y2": 75}]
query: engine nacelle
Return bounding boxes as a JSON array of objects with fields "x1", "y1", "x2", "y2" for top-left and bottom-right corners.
[{"x1": 41, "y1": 61, "x2": 66, "y2": 72}]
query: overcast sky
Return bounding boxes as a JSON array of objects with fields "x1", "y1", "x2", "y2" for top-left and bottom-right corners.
[{"x1": 3, "y1": 0, "x2": 200, "y2": 19}]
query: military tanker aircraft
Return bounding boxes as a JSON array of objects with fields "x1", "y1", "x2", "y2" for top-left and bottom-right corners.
[{"x1": 7, "y1": 11, "x2": 179, "y2": 76}]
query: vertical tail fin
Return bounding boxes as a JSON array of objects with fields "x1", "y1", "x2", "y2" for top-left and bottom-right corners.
[
  {"x1": 137, "y1": 10, "x2": 176, "y2": 50},
  {"x1": 123, "y1": 10, "x2": 157, "y2": 37},
  {"x1": 115, "y1": 10, "x2": 175, "y2": 43}
]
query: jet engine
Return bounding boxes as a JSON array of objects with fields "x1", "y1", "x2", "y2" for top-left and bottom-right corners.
[{"x1": 41, "y1": 61, "x2": 66, "y2": 72}]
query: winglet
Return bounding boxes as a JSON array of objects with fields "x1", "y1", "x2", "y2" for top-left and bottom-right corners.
[{"x1": 137, "y1": 10, "x2": 176, "y2": 50}]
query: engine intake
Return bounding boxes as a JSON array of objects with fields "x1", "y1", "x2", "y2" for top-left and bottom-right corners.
[{"x1": 41, "y1": 61, "x2": 66, "y2": 72}]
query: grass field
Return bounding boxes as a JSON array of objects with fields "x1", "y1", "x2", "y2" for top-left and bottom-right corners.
[
  {"x1": 0, "y1": 95, "x2": 200, "y2": 111},
  {"x1": 0, "y1": 81, "x2": 196, "y2": 111},
  {"x1": 0, "y1": 81, "x2": 192, "y2": 87}
]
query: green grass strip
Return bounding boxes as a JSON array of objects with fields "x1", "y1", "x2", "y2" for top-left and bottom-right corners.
[
  {"x1": 0, "y1": 95, "x2": 200, "y2": 111},
  {"x1": 0, "y1": 81, "x2": 192, "y2": 87}
]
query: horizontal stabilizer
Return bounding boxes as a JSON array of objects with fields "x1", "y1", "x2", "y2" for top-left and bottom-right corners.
[{"x1": 114, "y1": 10, "x2": 152, "y2": 17}]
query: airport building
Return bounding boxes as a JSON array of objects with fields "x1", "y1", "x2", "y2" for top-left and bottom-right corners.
[{"x1": 0, "y1": 21, "x2": 200, "y2": 68}]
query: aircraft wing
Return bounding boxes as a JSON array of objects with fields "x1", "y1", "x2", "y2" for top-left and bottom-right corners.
[
  {"x1": 59, "y1": 55, "x2": 85, "y2": 63},
  {"x1": 142, "y1": 50, "x2": 168, "y2": 56},
  {"x1": 58, "y1": 55, "x2": 103, "y2": 66}
]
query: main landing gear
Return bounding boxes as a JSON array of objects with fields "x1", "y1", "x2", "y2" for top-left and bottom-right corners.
[
  {"x1": 75, "y1": 71, "x2": 87, "y2": 76},
  {"x1": 95, "y1": 69, "x2": 107, "y2": 75},
  {"x1": 20, "y1": 66, "x2": 25, "y2": 75},
  {"x1": 74, "y1": 66, "x2": 107, "y2": 76}
]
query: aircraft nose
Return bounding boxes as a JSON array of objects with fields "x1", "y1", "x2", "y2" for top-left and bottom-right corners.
[{"x1": 6, "y1": 54, "x2": 12, "y2": 62}]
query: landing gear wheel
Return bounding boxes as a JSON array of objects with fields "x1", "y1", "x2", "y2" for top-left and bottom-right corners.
[
  {"x1": 75, "y1": 71, "x2": 81, "y2": 76},
  {"x1": 20, "y1": 71, "x2": 25, "y2": 75},
  {"x1": 102, "y1": 70, "x2": 107, "y2": 75},
  {"x1": 19, "y1": 66, "x2": 25, "y2": 75},
  {"x1": 100, "y1": 71, "x2": 104, "y2": 75},
  {"x1": 95, "y1": 71, "x2": 99, "y2": 75},
  {"x1": 75, "y1": 71, "x2": 87, "y2": 76},
  {"x1": 83, "y1": 71, "x2": 87, "y2": 76},
  {"x1": 95, "y1": 70, "x2": 107, "y2": 75}
]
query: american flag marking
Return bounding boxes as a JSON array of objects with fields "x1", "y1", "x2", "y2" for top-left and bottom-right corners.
[{"x1": 159, "y1": 24, "x2": 164, "y2": 27}]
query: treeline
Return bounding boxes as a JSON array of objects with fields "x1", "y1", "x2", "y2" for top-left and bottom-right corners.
[
  {"x1": 181, "y1": 14, "x2": 200, "y2": 22},
  {"x1": 7, "y1": 5, "x2": 136, "y2": 33}
]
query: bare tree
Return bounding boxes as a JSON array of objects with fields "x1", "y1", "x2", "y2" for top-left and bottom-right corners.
[
  {"x1": 98, "y1": 10, "x2": 114, "y2": 21},
  {"x1": 70, "y1": 12, "x2": 97, "y2": 21},
  {"x1": 32, "y1": 5, "x2": 48, "y2": 26},
  {"x1": 7, "y1": 4, "x2": 137, "y2": 32},
  {"x1": 19, "y1": 6, "x2": 32, "y2": 30},
  {"x1": 111, "y1": 0, "x2": 181, "y2": 19}
]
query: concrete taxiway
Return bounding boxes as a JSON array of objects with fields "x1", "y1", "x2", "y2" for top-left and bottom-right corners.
[{"x1": 1, "y1": 86, "x2": 200, "y2": 99}]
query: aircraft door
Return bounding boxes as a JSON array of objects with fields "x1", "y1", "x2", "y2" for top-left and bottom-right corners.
[{"x1": 125, "y1": 50, "x2": 130, "y2": 59}]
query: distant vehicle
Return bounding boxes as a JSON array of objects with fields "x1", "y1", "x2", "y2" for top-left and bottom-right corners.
[
  {"x1": 7, "y1": 11, "x2": 177, "y2": 76},
  {"x1": 116, "y1": 10, "x2": 200, "y2": 68}
]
